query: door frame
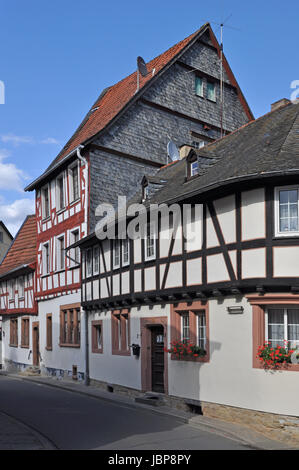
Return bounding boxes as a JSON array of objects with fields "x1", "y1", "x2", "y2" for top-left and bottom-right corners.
[
  {"x1": 32, "y1": 321, "x2": 40, "y2": 366},
  {"x1": 140, "y1": 316, "x2": 168, "y2": 394}
]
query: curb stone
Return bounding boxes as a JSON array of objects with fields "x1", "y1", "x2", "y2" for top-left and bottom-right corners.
[{"x1": 0, "y1": 371, "x2": 294, "y2": 450}]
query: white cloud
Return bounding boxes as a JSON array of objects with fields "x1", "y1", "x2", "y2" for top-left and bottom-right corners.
[
  {"x1": 0, "y1": 149, "x2": 28, "y2": 191},
  {"x1": 0, "y1": 134, "x2": 60, "y2": 146},
  {"x1": 1, "y1": 134, "x2": 34, "y2": 145},
  {"x1": 0, "y1": 198, "x2": 35, "y2": 236}
]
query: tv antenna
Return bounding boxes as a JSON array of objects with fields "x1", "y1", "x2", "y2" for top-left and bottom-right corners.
[
  {"x1": 136, "y1": 56, "x2": 148, "y2": 93},
  {"x1": 167, "y1": 140, "x2": 180, "y2": 163}
]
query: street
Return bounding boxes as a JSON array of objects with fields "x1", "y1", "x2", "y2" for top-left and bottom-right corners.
[{"x1": 0, "y1": 376, "x2": 251, "y2": 450}]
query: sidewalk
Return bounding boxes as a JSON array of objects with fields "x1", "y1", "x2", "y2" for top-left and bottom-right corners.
[{"x1": 0, "y1": 370, "x2": 296, "y2": 450}]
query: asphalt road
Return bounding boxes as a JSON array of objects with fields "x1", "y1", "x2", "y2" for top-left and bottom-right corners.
[{"x1": 0, "y1": 376, "x2": 251, "y2": 450}]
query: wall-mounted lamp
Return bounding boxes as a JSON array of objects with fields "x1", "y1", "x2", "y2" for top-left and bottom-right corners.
[{"x1": 227, "y1": 306, "x2": 244, "y2": 314}]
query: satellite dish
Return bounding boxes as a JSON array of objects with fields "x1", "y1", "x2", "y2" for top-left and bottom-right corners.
[
  {"x1": 137, "y1": 56, "x2": 148, "y2": 77},
  {"x1": 167, "y1": 141, "x2": 179, "y2": 162},
  {"x1": 291, "y1": 349, "x2": 299, "y2": 364}
]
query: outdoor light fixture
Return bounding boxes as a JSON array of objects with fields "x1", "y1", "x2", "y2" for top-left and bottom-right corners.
[{"x1": 227, "y1": 306, "x2": 244, "y2": 314}]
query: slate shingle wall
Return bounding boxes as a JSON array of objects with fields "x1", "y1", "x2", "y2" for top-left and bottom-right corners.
[{"x1": 89, "y1": 38, "x2": 250, "y2": 232}]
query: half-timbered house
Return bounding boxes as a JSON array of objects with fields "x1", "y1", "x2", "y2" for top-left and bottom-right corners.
[
  {"x1": 0, "y1": 215, "x2": 38, "y2": 369},
  {"x1": 1, "y1": 23, "x2": 252, "y2": 377},
  {"x1": 78, "y1": 99, "x2": 299, "y2": 418}
]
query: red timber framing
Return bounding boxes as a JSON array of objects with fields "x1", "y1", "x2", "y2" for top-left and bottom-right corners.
[
  {"x1": 247, "y1": 294, "x2": 299, "y2": 371},
  {"x1": 35, "y1": 155, "x2": 89, "y2": 299},
  {"x1": 170, "y1": 300, "x2": 210, "y2": 362}
]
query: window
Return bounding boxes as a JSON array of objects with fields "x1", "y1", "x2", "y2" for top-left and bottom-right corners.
[
  {"x1": 170, "y1": 301, "x2": 209, "y2": 361},
  {"x1": 113, "y1": 240, "x2": 120, "y2": 269},
  {"x1": 0, "y1": 231, "x2": 3, "y2": 242},
  {"x1": 122, "y1": 239, "x2": 130, "y2": 266},
  {"x1": 207, "y1": 81, "x2": 216, "y2": 101},
  {"x1": 56, "y1": 174, "x2": 65, "y2": 211},
  {"x1": 60, "y1": 304, "x2": 81, "y2": 347},
  {"x1": 18, "y1": 276, "x2": 24, "y2": 298},
  {"x1": 43, "y1": 242, "x2": 50, "y2": 275},
  {"x1": 92, "y1": 320, "x2": 103, "y2": 353},
  {"x1": 181, "y1": 313, "x2": 190, "y2": 342},
  {"x1": 145, "y1": 223, "x2": 156, "y2": 261},
  {"x1": 266, "y1": 307, "x2": 299, "y2": 349},
  {"x1": 69, "y1": 163, "x2": 80, "y2": 202},
  {"x1": 275, "y1": 186, "x2": 299, "y2": 236},
  {"x1": 112, "y1": 310, "x2": 130, "y2": 355},
  {"x1": 46, "y1": 314, "x2": 52, "y2": 350},
  {"x1": 195, "y1": 76, "x2": 203, "y2": 97},
  {"x1": 8, "y1": 279, "x2": 15, "y2": 300},
  {"x1": 93, "y1": 246, "x2": 99, "y2": 274},
  {"x1": 42, "y1": 185, "x2": 50, "y2": 219},
  {"x1": 142, "y1": 184, "x2": 149, "y2": 201},
  {"x1": 56, "y1": 236, "x2": 65, "y2": 271},
  {"x1": 70, "y1": 229, "x2": 80, "y2": 266},
  {"x1": 187, "y1": 154, "x2": 199, "y2": 178},
  {"x1": 10, "y1": 318, "x2": 18, "y2": 346},
  {"x1": 86, "y1": 248, "x2": 92, "y2": 277},
  {"x1": 21, "y1": 318, "x2": 29, "y2": 348},
  {"x1": 192, "y1": 139, "x2": 205, "y2": 149}
]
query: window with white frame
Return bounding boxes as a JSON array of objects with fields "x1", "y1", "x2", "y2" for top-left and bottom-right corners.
[
  {"x1": 42, "y1": 185, "x2": 50, "y2": 219},
  {"x1": 56, "y1": 174, "x2": 65, "y2": 211},
  {"x1": 18, "y1": 276, "x2": 24, "y2": 298},
  {"x1": 93, "y1": 246, "x2": 99, "y2": 275},
  {"x1": 56, "y1": 236, "x2": 65, "y2": 271},
  {"x1": 43, "y1": 242, "x2": 50, "y2": 275},
  {"x1": 145, "y1": 222, "x2": 156, "y2": 261},
  {"x1": 197, "y1": 310, "x2": 206, "y2": 349},
  {"x1": 69, "y1": 162, "x2": 80, "y2": 202},
  {"x1": 181, "y1": 313, "x2": 190, "y2": 342},
  {"x1": 70, "y1": 229, "x2": 80, "y2": 266},
  {"x1": 275, "y1": 186, "x2": 299, "y2": 236},
  {"x1": 122, "y1": 238, "x2": 130, "y2": 266},
  {"x1": 86, "y1": 248, "x2": 92, "y2": 277},
  {"x1": 192, "y1": 139, "x2": 206, "y2": 150},
  {"x1": 266, "y1": 307, "x2": 299, "y2": 349},
  {"x1": 113, "y1": 240, "x2": 120, "y2": 269},
  {"x1": 8, "y1": 279, "x2": 15, "y2": 300}
]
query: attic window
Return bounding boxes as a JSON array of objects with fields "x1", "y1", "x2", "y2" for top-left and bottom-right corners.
[
  {"x1": 187, "y1": 153, "x2": 199, "y2": 179},
  {"x1": 143, "y1": 184, "x2": 149, "y2": 201}
]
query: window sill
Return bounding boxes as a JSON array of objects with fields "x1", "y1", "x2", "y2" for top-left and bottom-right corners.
[
  {"x1": 20, "y1": 344, "x2": 29, "y2": 349},
  {"x1": 9, "y1": 344, "x2": 18, "y2": 348},
  {"x1": 41, "y1": 274, "x2": 50, "y2": 278},
  {"x1": 171, "y1": 354, "x2": 209, "y2": 363},
  {"x1": 45, "y1": 346, "x2": 52, "y2": 351},
  {"x1": 42, "y1": 216, "x2": 51, "y2": 223},
  {"x1": 254, "y1": 362, "x2": 299, "y2": 372},
  {"x1": 55, "y1": 269, "x2": 65, "y2": 274},
  {"x1": 112, "y1": 349, "x2": 131, "y2": 356},
  {"x1": 273, "y1": 234, "x2": 299, "y2": 239},
  {"x1": 59, "y1": 343, "x2": 80, "y2": 348},
  {"x1": 92, "y1": 348, "x2": 103, "y2": 354},
  {"x1": 69, "y1": 264, "x2": 80, "y2": 270},
  {"x1": 207, "y1": 98, "x2": 217, "y2": 103},
  {"x1": 56, "y1": 207, "x2": 66, "y2": 216},
  {"x1": 69, "y1": 198, "x2": 81, "y2": 207}
]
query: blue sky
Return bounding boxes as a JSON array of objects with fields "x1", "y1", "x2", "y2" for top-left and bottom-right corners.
[{"x1": 0, "y1": 0, "x2": 298, "y2": 234}]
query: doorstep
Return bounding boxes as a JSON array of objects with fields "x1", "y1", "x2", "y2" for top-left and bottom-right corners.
[{"x1": 0, "y1": 371, "x2": 295, "y2": 450}]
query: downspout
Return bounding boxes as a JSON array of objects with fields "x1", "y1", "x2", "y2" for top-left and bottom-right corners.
[{"x1": 76, "y1": 145, "x2": 90, "y2": 386}]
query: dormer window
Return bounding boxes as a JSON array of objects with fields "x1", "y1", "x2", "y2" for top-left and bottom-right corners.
[
  {"x1": 187, "y1": 152, "x2": 199, "y2": 179},
  {"x1": 42, "y1": 185, "x2": 50, "y2": 219},
  {"x1": 56, "y1": 174, "x2": 65, "y2": 211},
  {"x1": 142, "y1": 183, "x2": 149, "y2": 201}
]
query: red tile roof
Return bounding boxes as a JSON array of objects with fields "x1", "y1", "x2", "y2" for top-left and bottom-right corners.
[
  {"x1": 0, "y1": 215, "x2": 36, "y2": 276},
  {"x1": 48, "y1": 26, "x2": 206, "y2": 169}
]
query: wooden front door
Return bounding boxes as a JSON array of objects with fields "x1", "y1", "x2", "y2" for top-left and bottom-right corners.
[
  {"x1": 151, "y1": 326, "x2": 165, "y2": 393},
  {"x1": 32, "y1": 322, "x2": 40, "y2": 367}
]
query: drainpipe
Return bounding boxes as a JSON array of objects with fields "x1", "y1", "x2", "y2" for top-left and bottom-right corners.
[
  {"x1": 84, "y1": 308, "x2": 90, "y2": 386},
  {"x1": 77, "y1": 145, "x2": 90, "y2": 386}
]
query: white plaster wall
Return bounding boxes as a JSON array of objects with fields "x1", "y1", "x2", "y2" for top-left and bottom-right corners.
[
  {"x1": 241, "y1": 188, "x2": 265, "y2": 240},
  {"x1": 89, "y1": 304, "x2": 170, "y2": 390},
  {"x1": 168, "y1": 296, "x2": 299, "y2": 416},
  {"x1": 2, "y1": 314, "x2": 38, "y2": 367},
  {"x1": 39, "y1": 291, "x2": 85, "y2": 373},
  {"x1": 273, "y1": 246, "x2": 299, "y2": 277},
  {"x1": 214, "y1": 195, "x2": 236, "y2": 244}
]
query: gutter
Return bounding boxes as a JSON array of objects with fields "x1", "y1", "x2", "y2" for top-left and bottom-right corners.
[{"x1": 0, "y1": 263, "x2": 35, "y2": 281}]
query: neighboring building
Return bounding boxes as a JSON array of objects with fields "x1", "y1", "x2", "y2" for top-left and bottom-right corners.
[
  {"x1": 1, "y1": 23, "x2": 252, "y2": 377},
  {"x1": 0, "y1": 215, "x2": 37, "y2": 370},
  {"x1": 78, "y1": 99, "x2": 299, "y2": 419},
  {"x1": 0, "y1": 221, "x2": 13, "y2": 263}
]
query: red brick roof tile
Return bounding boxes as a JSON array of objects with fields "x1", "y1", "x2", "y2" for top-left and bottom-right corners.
[{"x1": 0, "y1": 215, "x2": 36, "y2": 276}]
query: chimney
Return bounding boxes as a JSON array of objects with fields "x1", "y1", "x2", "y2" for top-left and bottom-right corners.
[
  {"x1": 179, "y1": 144, "x2": 194, "y2": 159},
  {"x1": 271, "y1": 98, "x2": 291, "y2": 112}
]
